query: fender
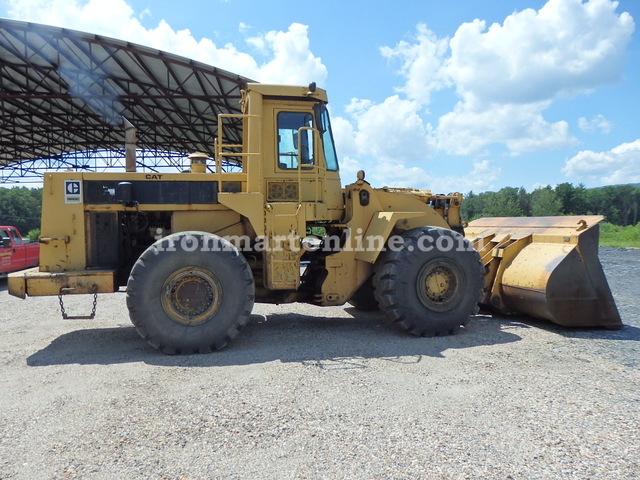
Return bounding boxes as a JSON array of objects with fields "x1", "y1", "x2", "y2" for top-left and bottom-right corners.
[{"x1": 354, "y1": 211, "x2": 426, "y2": 264}]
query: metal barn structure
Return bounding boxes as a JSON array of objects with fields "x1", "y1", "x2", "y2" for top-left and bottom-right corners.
[{"x1": 0, "y1": 18, "x2": 254, "y2": 184}]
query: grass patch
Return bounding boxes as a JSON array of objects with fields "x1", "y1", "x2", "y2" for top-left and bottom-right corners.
[{"x1": 599, "y1": 222, "x2": 640, "y2": 248}]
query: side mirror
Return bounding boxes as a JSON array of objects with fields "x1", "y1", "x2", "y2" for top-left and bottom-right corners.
[{"x1": 1, "y1": 236, "x2": 12, "y2": 248}]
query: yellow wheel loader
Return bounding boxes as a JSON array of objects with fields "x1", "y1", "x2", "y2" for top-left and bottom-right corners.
[{"x1": 8, "y1": 83, "x2": 622, "y2": 353}]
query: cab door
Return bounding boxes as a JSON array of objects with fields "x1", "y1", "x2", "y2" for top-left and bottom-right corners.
[
  {"x1": 265, "y1": 102, "x2": 343, "y2": 220},
  {"x1": 0, "y1": 228, "x2": 12, "y2": 272},
  {"x1": 260, "y1": 101, "x2": 345, "y2": 290},
  {"x1": 271, "y1": 109, "x2": 318, "y2": 203},
  {"x1": 7, "y1": 228, "x2": 27, "y2": 271}
]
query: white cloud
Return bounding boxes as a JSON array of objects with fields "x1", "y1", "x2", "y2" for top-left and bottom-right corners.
[
  {"x1": 330, "y1": 115, "x2": 357, "y2": 160},
  {"x1": 578, "y1": 114, "x2": 612, "y2": 134},
  {"x1": 342, "y1": 95, "x2": 436, "y2": 164},
  {"x1": 374, "y1": 0, "x2": 633, "y2": 156},
  {"x1": 247, "y1": 23, "x2": 327, "y2": 85},
  {"x1": 437, "y1": 0, "x2": 632, "y2": 155},
  {"x1": 447, "y1": 159, "x2": 502, "y2": 193},
  {"x1": 381, "y1": 23, "x2": 451, "y2": 105},
  {"x1": 336, "y1": 0, "x2": 634, "y2": 191},
  {"x1": 446, "y1": 0, "x2": 634, "y2": 106},
  {"x1": 333, "y1": 103, "x2": 500, "y2": 192},
  {"x1": 563, "y1": 139, "x2": 640, "y2": 184},
  {"x1": 437, "y1": 101, "x2": 575, "y2": 155},
  {"x1": 5, "y1": 0, "x2": 327, "y2": 85},
  {"x1": 362, "y1": 159, "x2": 501, "y2": 194}
]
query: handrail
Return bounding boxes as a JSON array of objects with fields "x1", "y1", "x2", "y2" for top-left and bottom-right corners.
[
  {"x1": 215, "y1": 114, "x2": 261, "y2": 174},
  {"x1": 297, "y1": 126, "x2": 326, "y2": 203}
]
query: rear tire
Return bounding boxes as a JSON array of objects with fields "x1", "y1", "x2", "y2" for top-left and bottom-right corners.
[
  {"x1": 126, "y1": 231, "x2": 254, "y2": 354},
  {"x1": 373, "y1": 227, "x2": 484, "y2": 336}
]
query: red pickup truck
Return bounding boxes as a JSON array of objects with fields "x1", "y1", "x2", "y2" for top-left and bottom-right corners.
[{"x1": 0, "y1": 226, "x2": 39, "y2": 274}]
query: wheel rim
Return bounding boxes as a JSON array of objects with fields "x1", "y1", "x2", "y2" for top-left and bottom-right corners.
[
  {"x1": 161, "y1": 267, "x2": 222, "y2": 325},
  {"x1": 416, "y1": 259, "x2": 464, "y2": 312}
]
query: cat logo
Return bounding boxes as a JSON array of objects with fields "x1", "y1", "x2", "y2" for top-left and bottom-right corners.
[{"x1": 64, "y1": 180, "x2": 82, "y2": 204}]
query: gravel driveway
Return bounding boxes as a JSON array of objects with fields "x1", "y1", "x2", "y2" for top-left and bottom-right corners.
[{"x1": 0, "y1": 247, "x2": 638, "y2": 480}]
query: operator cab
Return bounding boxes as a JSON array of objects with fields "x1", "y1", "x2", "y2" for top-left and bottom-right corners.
[{"x1": 241, "y1": 83, "x2": 344, "y2": 221}]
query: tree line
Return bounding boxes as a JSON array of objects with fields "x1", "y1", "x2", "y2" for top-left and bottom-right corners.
[
  {"x1": 0, "y1": 187, "x2": 43, "y2": 237},
  {"x1": 461, "y1": 183, "x2": 640, "y2": 226}
]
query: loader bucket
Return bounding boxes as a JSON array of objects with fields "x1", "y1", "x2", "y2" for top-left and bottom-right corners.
[{"x1": 465, "y1": 216, "x2": 622, "y2": 329}]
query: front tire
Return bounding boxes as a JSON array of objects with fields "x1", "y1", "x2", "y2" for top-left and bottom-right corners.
[
  {"x1": 126, "y1": 231, "x2": 254, "y2": 354},
  {"x1": 373, "y1": 227, "x2": 484, "y2": 336}
]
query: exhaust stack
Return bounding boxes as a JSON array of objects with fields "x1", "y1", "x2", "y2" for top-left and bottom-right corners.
[{"x1": 124, "y1": 118, "x2": 137, "y2": 173}]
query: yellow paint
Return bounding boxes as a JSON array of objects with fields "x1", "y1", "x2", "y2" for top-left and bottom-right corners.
[
  {"x1": 466, "y1": 215, "x2": 621, "y2": 327},
  {"x1": 20, "y1": 80, "x2": 616, "y2": 330},
  {"x1": 355, "y1": 211, "x2": 425, "y2": 264},
  {"x1": 9, "y1": 267, "x2": 116, "y2": 298}
]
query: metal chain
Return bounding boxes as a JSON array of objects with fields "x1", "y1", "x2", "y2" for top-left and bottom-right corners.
[
  {"x1": 58, "y1": 293, "x2": 66, "y2": 318},
  {"x1": 58, "y1": 288, "x2": 98, "y2": 320},
  {"x1": 90, "y1": 292, "x2": 98, "y2": 318}
]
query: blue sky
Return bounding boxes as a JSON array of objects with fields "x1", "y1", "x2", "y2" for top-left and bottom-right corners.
[{"x1": 1, "y1": 0, "x2": 638, "y2": 193}]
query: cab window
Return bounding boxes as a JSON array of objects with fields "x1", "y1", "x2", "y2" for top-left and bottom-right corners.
[
  {"x1": 315, "y1": 104, "x2": 339, "y2": 172},
  {"x1": 277, "y1": 112, "x2": 314, "y2": 169},
  {"x1": 1, "y1": 229, "x2": 11, "y2": 247},
  {"x1": 8, "y1": 228, "x2": 21, "y2": 244}
]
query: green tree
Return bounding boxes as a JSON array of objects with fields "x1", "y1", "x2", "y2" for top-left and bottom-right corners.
[
  {"x1": 461, "y1": 191, "x2": 484, "y2": 221},
  {"x1": 587, "y1": 187, "x2": 620, "y2": 223},
  {"x1": 617, "y1": 185, "x2": 640, "y2": 226},
  {"x1": 483, "y1": 187, "x2": 524, "y2": 217},
  {"x1": 461, "y1": 183, "x2": 638, "y2": 226},
  {"x1": 572, "y1": 183, "x2": 588, "y2": 215},
  {"x1": 531, "y1": 186, "x2": 562, "y2": 216},
  {"x1": 516, "y1": 187, "x2": 531, "y2": 216},
  {"x1": 0, "y1": 187, "x2": 43, "y2": 233},
  {"x1": 554, "y1": 182, "x2": 575, "y2": 214}
]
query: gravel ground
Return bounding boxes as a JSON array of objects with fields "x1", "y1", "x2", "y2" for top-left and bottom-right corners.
[{"x1": 0, "y1": 247, "x2": 638, "y2": 480}]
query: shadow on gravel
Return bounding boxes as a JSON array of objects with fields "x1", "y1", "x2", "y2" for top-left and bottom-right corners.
[
  {"x1": 491, "y1": 313, "x2": 640, "y2": 342},
  {"x1": 27, "y1": 312, "x2": 523, "y2": 368},
  {"x1": 558, "y1": 324, "x2": 640, "y2": 341}
]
